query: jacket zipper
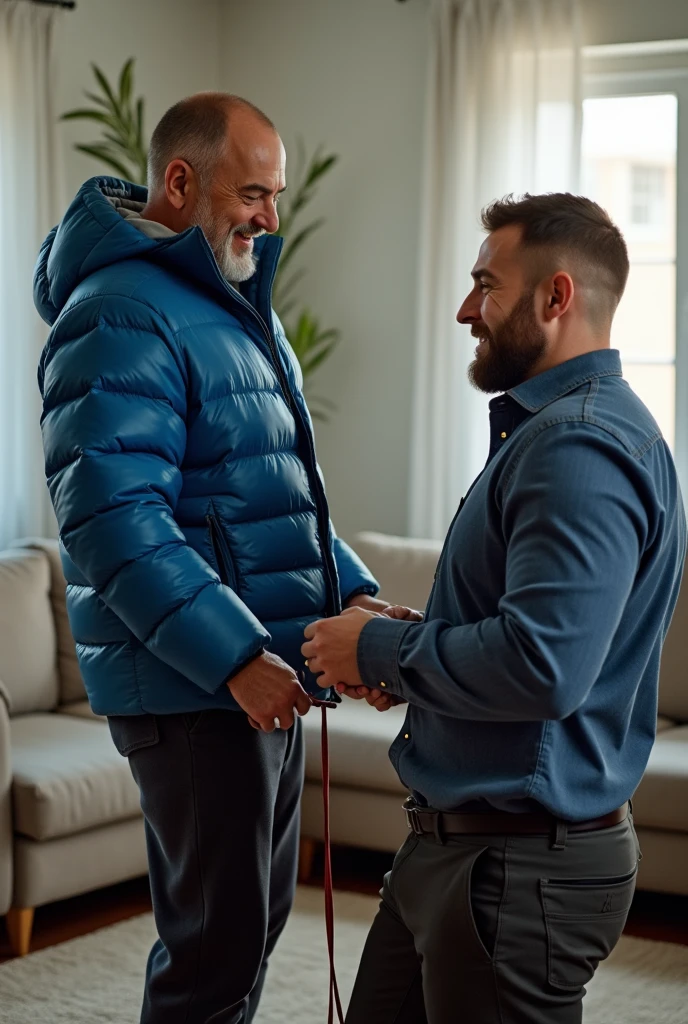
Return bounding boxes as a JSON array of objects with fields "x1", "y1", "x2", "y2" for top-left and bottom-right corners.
[
  {"x1": 206, "y1": 243, "x2": 340, "y2": 617},
  {"x1": 206, "y1": 513, "x2": 238, "y2": 590}
]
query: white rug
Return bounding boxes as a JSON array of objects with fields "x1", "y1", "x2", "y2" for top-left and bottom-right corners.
[{"x1": 0, "y1": 886, "x2": 686, "y2": 1023}]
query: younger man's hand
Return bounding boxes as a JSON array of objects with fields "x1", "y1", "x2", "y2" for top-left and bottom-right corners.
[{"x1": 335, "y1": 683, "x2": 406, "y2": 712}]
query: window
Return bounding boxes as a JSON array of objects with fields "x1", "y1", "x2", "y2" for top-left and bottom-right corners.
[
  {"x1": 581, "y1": 92, "x2": 677, "y2": 449},
  {"x1": 582, "y1": 45, "x2": 688, "y2": 494},
  {"x1": 630, "y1": 165, "x2": 667, "y2": 227}
]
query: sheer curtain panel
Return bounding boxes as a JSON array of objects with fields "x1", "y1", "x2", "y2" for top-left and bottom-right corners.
[
  {"x1": 0, "y1": 1, "x2": 63, "y2": 546},
  {"x1": 409, "y1": 0, "x2": 582, "y2": 538}
]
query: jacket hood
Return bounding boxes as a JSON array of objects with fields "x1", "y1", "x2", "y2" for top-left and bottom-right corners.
[{"x1": 34, "y1": 176, "x2": 278, "y2": 326}]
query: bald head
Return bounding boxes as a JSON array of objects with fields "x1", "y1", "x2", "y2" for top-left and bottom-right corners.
[
  {"x1": 147, "y1": 92, "x2": 276, "y2": 198},
  {"x1": 142, "y1": 92, "x2": 285, "y2": 284}
]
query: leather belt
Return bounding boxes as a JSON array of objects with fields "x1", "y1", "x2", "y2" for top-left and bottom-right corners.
[{"x1": 404, "y1": 798, "x2": 629, "y2": 838}]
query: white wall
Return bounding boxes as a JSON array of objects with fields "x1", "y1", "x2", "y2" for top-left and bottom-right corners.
[
  {"x1": 53, "y1": 0, "x2": 688, "y2": 544},
  {"x1": 219, "y1": 0, "x2": 430, "y2": 542},
  {"x1": 219, "y1": 0, "x2": 688, "y2": 542},
  {"x1": 54, "y1": 0, "x2": 221, "y2": 199},
  {"x1": 582, "y1": 0, "x2": 688, "y2": 46}
]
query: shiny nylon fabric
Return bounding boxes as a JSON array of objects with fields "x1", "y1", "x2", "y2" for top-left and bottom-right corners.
[{"x1": 34, "y1": 177, "x2": 377, "y2": 716}]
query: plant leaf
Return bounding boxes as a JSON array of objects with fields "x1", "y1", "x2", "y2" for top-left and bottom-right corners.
[
  {"x1": 75, "y1": 144, "x2": 133, "y2": 179},
  {"x1": 83, "y1": 90, "x2": 112, "y2": 110},
  {"x1": 301, "y1": 338, "x2": 339, "y2": 377},
  {"x1": 273, "y1": 267, "x2": 306, "y2": 311},
  {"x1": 60, "y1": 109, "x2": 118, "y2": 129},
  {"x1": 306, "y1": 394, "x2": 338, "y2": 410},
  {"x1": 91, "y1": 63, "x2": 121, "y2": 117},
  {"x1": 136, "y1": 97, "x2": 144, "y2": 147},
  {"x1": 119, "y1": 58, "x2": 134, "y2": 106},
  {"x1": 278, "y1": 219, "x2": 324, "y2": 275}
]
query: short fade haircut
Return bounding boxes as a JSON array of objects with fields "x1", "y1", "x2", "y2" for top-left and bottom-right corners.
[
  {"x1": 481, "y1": 193, "x2": 630, "y2": 327},
  {"x1": 147, "y1": 92, "x2": 276, "y2": 197}
]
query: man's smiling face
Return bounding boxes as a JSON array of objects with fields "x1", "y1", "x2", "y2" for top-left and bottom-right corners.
[
  {"x1": 192, "y1": 112, "x2": 287, "y2": 283},
  {"x1": 456, "y1": 224, "x2": 550, "y2": 393}
]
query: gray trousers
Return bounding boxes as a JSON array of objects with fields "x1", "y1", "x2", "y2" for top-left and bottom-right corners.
[
  {"x1": 108, "y1": 710, "x2": 304, "y2": 1024},
  {"x1": 346, "y1": 815, "x2": 639, "y2": 1024}
]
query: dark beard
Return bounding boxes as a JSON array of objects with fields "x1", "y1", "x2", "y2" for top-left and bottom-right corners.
[{"x1": 468, "y1": 290, "x2": 548, "y2": 394}]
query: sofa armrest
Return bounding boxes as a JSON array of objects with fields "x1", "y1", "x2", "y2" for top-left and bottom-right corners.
[{"x1": 0, "y1": 683, "x2": 12, "y2": 915}]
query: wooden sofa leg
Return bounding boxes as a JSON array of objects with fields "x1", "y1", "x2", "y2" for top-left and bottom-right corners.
[
  {"x1": 6, "y1": 907, "x2": 34, "y2": 957},
  {"x1": 298, "y1": 836, "x2": 318, "y2": 883}
]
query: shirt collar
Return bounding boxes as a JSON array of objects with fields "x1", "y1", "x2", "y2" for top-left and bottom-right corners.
[{"x1": 504, "y1": 349, "x2": 623, "y2": 414}]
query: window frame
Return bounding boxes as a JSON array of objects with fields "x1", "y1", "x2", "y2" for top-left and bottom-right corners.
[{"x1": 583, "y1": 52, "x2": 688, "y2": 497}]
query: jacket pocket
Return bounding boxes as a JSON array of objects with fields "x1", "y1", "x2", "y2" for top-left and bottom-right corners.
[
  {"x1": 207, "y1": 513, "x2": 238, "y2": 589},
  {"x1": 108, "y1": 714, "x2": 159, "y2": 757},
  {"x1": 540, "y1": 867, "x2": 637, "y2": 990}
]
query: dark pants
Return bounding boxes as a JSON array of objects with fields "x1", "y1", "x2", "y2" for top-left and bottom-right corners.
[
  {"x1": 346, "y1": 815, "x2": 639, "y2": 1024},
  {"x1": 108, "y1": 709, "x2": 304, "y2": 1024}
]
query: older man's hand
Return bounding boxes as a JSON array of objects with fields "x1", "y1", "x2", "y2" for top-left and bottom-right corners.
[
  {"x1": 383, "y1": 604, "x2": 424, "y2": 622},
  {"x1": 301, "y1": 606, "x2": 377, "y2": 690},
  {"x1": 344, "y1": 592, "x2": 391, "y2": 614},
  {"x1": 228, "y1": 651, "x2": 311, "y2": 732}
]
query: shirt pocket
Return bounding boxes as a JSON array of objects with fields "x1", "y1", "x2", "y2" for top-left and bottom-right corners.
[{"x1": 539, "y1": 867, "x2": 637, "y2": 991}]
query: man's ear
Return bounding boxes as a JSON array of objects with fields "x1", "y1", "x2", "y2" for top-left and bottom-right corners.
[
  {"x1": 543, "y1": 271, "x2": 575, "y2": 322},
  {"x1": 164, "y1": 159, "x2": 195, "y2": 211}
]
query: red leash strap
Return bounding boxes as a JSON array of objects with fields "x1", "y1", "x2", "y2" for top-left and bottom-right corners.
[{"x1": 320, "y1": 703, "x2": 345, "y2": 1024}]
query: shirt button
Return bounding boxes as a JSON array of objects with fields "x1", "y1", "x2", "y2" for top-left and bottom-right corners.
[
  {"x1": 380, "y1": 682, "x2": 387, "y2": 688},
  {"x1": 500, "y1": 431, "x2": 507, "y2": 439},
  {"x1": 404, "y1": 733, "x2": 410, "y2": 740}
]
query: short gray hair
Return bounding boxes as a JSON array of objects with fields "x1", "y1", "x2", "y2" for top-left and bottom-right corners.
[{"x1": 147, "y1": 92, "x2": 276, "y2": 196}]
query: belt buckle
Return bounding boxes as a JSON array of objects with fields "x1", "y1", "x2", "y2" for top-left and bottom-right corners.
[{"x1": 405, "y1": 801, "x2": 424, "y2": 836}]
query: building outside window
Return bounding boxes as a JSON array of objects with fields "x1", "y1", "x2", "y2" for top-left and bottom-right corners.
[{"x1": 581, "y1": 44, "x2": 688, "y2": 499}]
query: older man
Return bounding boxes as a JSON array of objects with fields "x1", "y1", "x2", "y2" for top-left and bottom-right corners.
[
  {"x1": 304, "y1": 194, "x2": 686, "y2": 1023},
  {"x1": 35, "y1": 93, "x2": 389, "y2": 1024}
]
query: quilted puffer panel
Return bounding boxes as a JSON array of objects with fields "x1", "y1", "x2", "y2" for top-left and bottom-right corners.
[
  {"x1": 181, "y1": 452, "x2": 315, "y2": 520},
  {"x1": 35, "y1": 177, "x2": 379, "y2": 715},
  {"x1": 185, "y1": 389, "x2": 295, "y2": 467},
  {"x1": 240, "y1": 567, "x2": 327, "y2": 622},
  {"x1": 227, "y1": 512, "x2": 321, "y2": 575}
]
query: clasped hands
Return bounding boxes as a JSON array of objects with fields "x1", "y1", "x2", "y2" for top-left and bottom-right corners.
[
  {"x1": 301, "y1": 595, "x2": 422, "y2": 712},
  {"x1": 227, "y1": 595, "x2": 421, "y2": 732}
]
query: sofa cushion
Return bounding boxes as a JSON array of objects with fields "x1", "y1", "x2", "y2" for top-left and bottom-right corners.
[
  {"x1": 657, "y1": 556, "x2": 688, "y2": 723},
  {"x1": 10, "y1": 713, "x2": 142, "y2": 840},
  {"x1": 302, "y1": 699, "x2": 408, "y2": 795},
  {"x1": 656, "y1": 715, "x2": 675, "y2": 733},
  {"x1": 0, "y1": 549, "x2": 58, "y2": 715},
  {"x1": 352, "y1": 532, "x2": 442, "y2": 612},
  {"x1": 13, "y1": 538, "x2": 86, "y2": 705},
  {"x1": 59, "y1": 699, "x2": 104, "y2": 721},
  {"x1": 632, "y1": 724, "x2": 688, "y2": 833}
]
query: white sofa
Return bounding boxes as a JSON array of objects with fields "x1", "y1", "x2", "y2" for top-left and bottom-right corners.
[
  {"x1": 0, "y1": 540, "x2": 147, "y2": 956},
  {"x1": 1, "y1": 530, "x2": 686, "y2": 958},
  {"x1": 300, "y1": 531, "x2": 688, "y2": 897}
]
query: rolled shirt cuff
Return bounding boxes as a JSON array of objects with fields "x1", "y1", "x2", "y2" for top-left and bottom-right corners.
[{"x1": 357, "y1": 616, "x2": 414, "y2": 695}]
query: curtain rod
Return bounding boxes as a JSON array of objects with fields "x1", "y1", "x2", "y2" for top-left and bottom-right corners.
[{"x1": 8, "y1": 0, "x2": 77, "y2": 8}]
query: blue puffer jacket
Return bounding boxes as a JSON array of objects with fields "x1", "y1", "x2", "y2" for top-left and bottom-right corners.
[{"x1": 34, "y1": 177, "x2": 378, "y2": 716}]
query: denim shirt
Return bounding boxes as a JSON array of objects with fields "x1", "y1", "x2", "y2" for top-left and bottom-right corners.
[{"x1": 359, "y1": 350, "x2": 686, "y2": 819}]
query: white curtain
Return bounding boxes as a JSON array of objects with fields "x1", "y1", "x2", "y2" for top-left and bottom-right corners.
[
  {"x1": 0, "y1": 1, "x2": 64, "y2": 547},
  {"x1": 409, "y1": 0, "x2": 582, "y2": 539}
]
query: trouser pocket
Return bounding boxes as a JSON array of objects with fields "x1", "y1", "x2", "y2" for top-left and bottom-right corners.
[
  {"x1": 540, "y1": 866, "x2": 637, "y2": 990},
  {"x1": 107, "y1": 714, "x2": 159, "y2": 757}
]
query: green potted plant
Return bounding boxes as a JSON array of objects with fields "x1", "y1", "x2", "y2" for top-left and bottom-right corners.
[{"x1": 61, "y1": 59, "x2": 340, "y2": 419}]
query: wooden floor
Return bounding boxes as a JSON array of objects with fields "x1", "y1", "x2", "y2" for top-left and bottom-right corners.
[{"x1": 1, "y1": 844, "x2": 687, "y2": 964}]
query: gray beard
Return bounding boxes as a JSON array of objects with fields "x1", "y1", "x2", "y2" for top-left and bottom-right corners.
[
  {"x1": 214, "y1": 229, "x2": 258, "y2": 283},
  {"x1": 192, "y1": 195, "x2": 258, "y2": 283}
]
